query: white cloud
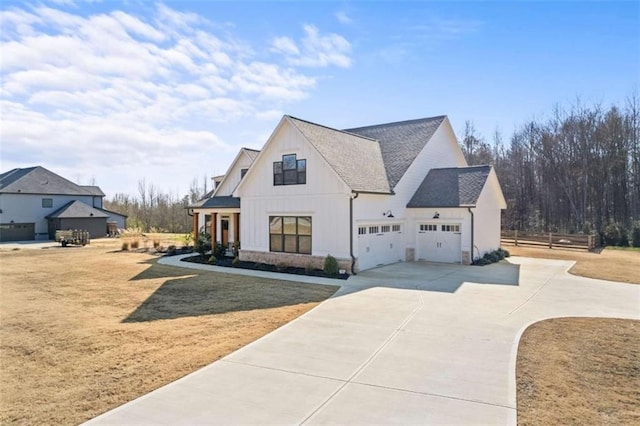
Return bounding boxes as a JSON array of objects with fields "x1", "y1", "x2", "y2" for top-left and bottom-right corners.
[
  {"x1": 0, "y1": 3, "x2": 353, "y2": 195},
  {"x1": 271, "y1": 24, "x2": 352, "y2": 68},
  {"x1": 335, "y1": 11, "x2": 352, "y2": 24}
]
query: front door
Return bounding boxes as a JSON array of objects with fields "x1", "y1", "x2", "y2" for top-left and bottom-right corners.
[{"x1": 221, "y1": 218, "x2": 229, "y2": 247}]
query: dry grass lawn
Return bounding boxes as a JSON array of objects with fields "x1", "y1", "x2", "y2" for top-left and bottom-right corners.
[
  {"x1": 517, "y1": 318, "x2": 640, "y2": 426},
  {"x1": 505, "y1": 245, "x2": 640, "y2": 284},
  {"x1": 0, "y1": 245, "x2": 338, "y2": 424}
]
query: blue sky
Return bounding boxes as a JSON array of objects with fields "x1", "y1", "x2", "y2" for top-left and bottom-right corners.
[{"x1": 1, "y1": 1, "x2": 637, "y2": 197}]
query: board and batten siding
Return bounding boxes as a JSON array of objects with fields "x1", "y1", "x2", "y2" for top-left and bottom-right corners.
[
  {"x1": 353, "y1": 117, "x2": 468, "y2": 258},
  {"x1": 215, "y1": 151, "x2": 256, "y2": 197},
  {"x1": 236, "y1": 119, "x2": 352, "y2": 258},
  {"x1": 0, "y1": 193, "x2": 97, "y2": 239},
  {"x1": 472, "y1": 171, "x2": 504, "y2": 256}
]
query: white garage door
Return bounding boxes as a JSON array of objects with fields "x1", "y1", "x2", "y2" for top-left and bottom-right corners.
[
  {"x1": 417, "y1": 223, "x2": 462, "y2": 263},
  {"x1": 357, "y1": 224, "x2": 403, "y2": 271}
]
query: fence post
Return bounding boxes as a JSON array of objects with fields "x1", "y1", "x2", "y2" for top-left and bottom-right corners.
[
  {"x1": 549, "y1": 233, "x2": 553, "y2": 249},
  {"x1": 514, "y1": 230, "x2": 518, "y2": 246}
]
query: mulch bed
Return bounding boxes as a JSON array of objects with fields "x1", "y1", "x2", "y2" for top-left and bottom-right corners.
[{"x1": 179, "y1": 255, "x2": 349, "y2": 280}]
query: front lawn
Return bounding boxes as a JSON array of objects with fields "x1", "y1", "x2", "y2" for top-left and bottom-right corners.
[
  {"x1": 0, "y1": 246, "x2": 338, "y2": 424},
  {"x1": 517, "y1": 318, "x2": 640, "y2": 425}
]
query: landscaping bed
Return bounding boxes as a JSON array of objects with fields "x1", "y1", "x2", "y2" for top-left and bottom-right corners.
[{"x1": 180, "y1": 255, "x2": 350, "y2": 280}]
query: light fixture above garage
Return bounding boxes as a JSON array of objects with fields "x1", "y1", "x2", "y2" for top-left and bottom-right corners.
[
  {"x1": 433, "y1": 212, "x2": 440, "y2": 219},
  {"x1": 383, "y1": 210, "x2": 394, "y2": 218}
]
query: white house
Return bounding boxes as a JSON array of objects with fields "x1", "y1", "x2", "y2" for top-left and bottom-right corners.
[
  {"x1": 190, "y1": 115, "x2": 506, "y2": 273},
  {"x1": 0, "y1": 166, "x2": 126, "y2": 241}
]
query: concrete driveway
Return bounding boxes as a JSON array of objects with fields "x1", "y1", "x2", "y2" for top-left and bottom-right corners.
[{"x1": 86, "y1": 257, "x2": 640, "y2": 425}]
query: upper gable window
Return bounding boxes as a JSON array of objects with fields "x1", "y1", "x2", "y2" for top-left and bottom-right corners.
[
  {"x1": 42, "y1": 198, "x2": 53, "y2": 208},
  {"x1": 274, "y1": 154, "x2": 306, "y2": 186},
  {"x1": 240, "y1": 168, "x2": 248, "y2": 179}
]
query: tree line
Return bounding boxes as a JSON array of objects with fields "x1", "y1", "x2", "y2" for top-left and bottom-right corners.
[
  {"x1": 461, "y1": 95, "x2": 640, "y2": 245},
  {"x1": 104, "y1": 177, "x2": 210, "y2": 233}
]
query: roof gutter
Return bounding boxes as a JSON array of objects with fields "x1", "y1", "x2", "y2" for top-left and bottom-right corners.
[{"x1": 350, "y1": 192, "x2": 359, "y2": 275}]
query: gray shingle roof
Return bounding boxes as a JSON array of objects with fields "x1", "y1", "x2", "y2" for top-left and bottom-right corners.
[
  {"x1": 80, "y1": 185, "x2": 105, "y2": 196},
  {"x1": 407, "y1": 165, "x2": 491, "y2": 208},
  {"x1": 189, "y1": 196, "x2": 240, "y2": 209},
  {"x1": 345, "y1": 116, "x2": 446, "y2": 189},
  {"x1": 0, "y1": 166, "x2": 103, "y2": 196},
  {"x1": 46, "y1": 200, "x2": 110, "y2": 219},
  {"x1": 288, "y1": 116, "x2": 391, "y2": 194}
]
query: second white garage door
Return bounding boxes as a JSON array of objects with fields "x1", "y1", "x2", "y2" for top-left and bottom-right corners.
[
  {"x1": 417, "y1": 223, "x2": 462, "y2": 263},
  {"x1": 357, "y1": 224, "x2": 403, "y2": 271}
]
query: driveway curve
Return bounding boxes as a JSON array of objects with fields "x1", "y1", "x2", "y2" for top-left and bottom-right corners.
[{"x1": 86, "y1": 256, "x2": 640, "y2": 425}]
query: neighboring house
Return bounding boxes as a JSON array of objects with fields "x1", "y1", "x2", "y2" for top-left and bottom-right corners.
[
  {"x1": 191, "y1": 115, "x2": 506, "y2": 272},
  {"x1": 0, "y1": 166, "x2": 127, "y2": 242}
]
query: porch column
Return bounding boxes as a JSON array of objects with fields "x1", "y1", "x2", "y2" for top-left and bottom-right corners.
[
  {"x1": 211, "y1": 213, "x2": 217, "y2": 244},
  {"x1": 192, "y1": 212, "x2": 199, "y2": 244},
  {"x1": 234, "y1": 212, "x2": 240, "y2": 243}
]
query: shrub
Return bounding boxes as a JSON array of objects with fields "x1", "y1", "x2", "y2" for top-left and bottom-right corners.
[
  {"x1": 618, "y1": 227, "x2": 630, "y2": 247},
  {"x1": 494, "y1": 249, "x2": 505, "y2": 260},
  {"x1": 500, "y1": 248, "x2": 511, "y2": 258},
  {"x1": 195, "y1": 232, "x2": 212, "y2": 258},
  {"x1": 601, "y1": 223, "x2": 623, "y2": 246},
  {"x1": 232, "y1": 256, "x2": 240, "y2": 266},
  {"x1": 121, "y1": 241, "x2": 129, "y2": 251},
  {"x1": 632, "y1": 224, "x2": 640, "y2": 248},
  {"x1": 232, "y1": 241, "x2": 240, "y2": 258},
  {"x1": 153, "y1": 239, "x2": 160, "y2": 249},
  {"x1": 213, "y1": 242, "x2": 227, "y2": 258},
  {"x1": 483, "y1": 251, "x2": 499, "y2": 263},
  {"x1": 323, "y1": 254, "x2": 339, "y2": 276},
  {"x1": 130, "y1": 239, "x2": 139, "y2": 249},
  {"x1": 208, "y1": 255, "x2": 216, "y2": 265},
  {"x1": 473, "y1": 257, "x2": 491, "y2": 266},
  {"x1": 182, "y1": 233, "x2": 194, "y2": 247},
  {"x1": 167, "y1": 245, "x2": 176, "y2": 255}
]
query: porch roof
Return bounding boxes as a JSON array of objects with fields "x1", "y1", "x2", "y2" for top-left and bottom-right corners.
[{"x1": 198, "y1": 196, "x2": 241, "y2": 209}]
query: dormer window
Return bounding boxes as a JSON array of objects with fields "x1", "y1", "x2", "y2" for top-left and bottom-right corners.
[
  {"x1": 240, "y1": 168, "x2": 248, "y2": 179},
  {"x1": 274, "y1": 154, "x2": 306, "y2": 185}
]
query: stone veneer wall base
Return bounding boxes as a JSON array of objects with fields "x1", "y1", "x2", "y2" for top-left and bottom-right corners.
[{"x1": 239, "y1": 250, "x2": 353, "y2": 274}]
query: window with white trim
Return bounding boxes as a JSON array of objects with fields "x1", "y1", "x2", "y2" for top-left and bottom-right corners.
[
  {"x1": 381, "y1": 225, "x2": 390, "y2": 233},
  {"x1": 392, "y1": 224, "x2": 401, "y2": 232},
  {"x1": 369, "y1": 226, "x2": 379, "y2": 234},
  {"x1": 441, "y1": 224, "x2": 460, "y2": 232},
  {"x1": 420, "y1": 224, "x2": 437, "y2": 231},
  {"x1": 358, "y1": 226, "x2": 367, "y2": 235}
]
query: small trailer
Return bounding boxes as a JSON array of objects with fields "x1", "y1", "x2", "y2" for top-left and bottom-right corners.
[{"x1": 55, "y1": 230, "x2": 90, "y2": 247}]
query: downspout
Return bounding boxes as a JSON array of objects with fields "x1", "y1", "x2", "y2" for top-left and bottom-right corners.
[
  {"x1": 350, "y1": 192, "x2": 359, "y2": 275},
  {"x1": 468, "y1": 207, "x2": 475, "y2": 263}
]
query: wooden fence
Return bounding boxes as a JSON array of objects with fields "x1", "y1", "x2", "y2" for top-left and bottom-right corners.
[{"x1": 501, "y1": 230, "x2": 598, "y2": 251}]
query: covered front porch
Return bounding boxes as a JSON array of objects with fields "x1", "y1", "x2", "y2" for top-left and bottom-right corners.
[{"x1": 190, "y1": 196, "x2": 241, "y2": 253}]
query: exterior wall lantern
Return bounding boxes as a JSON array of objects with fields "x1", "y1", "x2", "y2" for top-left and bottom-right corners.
[
  {"x1": 433, "y1": 212, "x2": 440, "y2": 219},
  {"x1": 383, "y1": 210, "x2": 394, "y2": 218}
]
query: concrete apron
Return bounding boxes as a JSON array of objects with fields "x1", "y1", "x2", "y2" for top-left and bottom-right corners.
[{"x1": 85, "y1": 257, "x2": 640, "y2": 425}]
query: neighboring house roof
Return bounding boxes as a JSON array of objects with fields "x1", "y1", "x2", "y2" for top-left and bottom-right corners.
[
  {"x1": 80, "y1": 185, "x2": 105, "y2": 196},
  {"x1": 46, "y1": 200, "x2": 110, "y2": 219},
  {"x1": 0, "y1": 166, "x2": 103, "y2": 196},
  {"x1": 345, "y1": 116, "x2": 446, "y2": 189},
  {"x1": 407, "y1": 165, "x2": 492, "y2": 208},
  {"x1": 287, "y1": 116, "x2": 392, "y2": 194},
  {"x1": 97, "y1": 207, "x2": 128, "y2": 218}
]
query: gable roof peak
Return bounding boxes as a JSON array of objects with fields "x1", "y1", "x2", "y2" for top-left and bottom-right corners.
[{"x1": 286, "y1": 115, "x2": 379, "y2": 143}]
